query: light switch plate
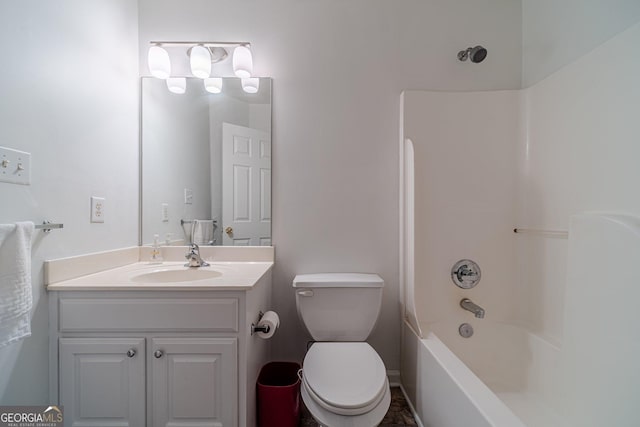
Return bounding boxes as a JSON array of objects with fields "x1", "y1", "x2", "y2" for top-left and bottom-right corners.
[
  {"x1": 91, "y1": 197, "x2": 105, "y2": 223},
  {"x1": 184, "y1": 188, "x2": 193, "y2": 204},
  {"x1": 0, "y1": 146, "x2": 31, "y2": 185},
  {"x1": 161, "y1": 203, "x2": 169, "y2": 222}
]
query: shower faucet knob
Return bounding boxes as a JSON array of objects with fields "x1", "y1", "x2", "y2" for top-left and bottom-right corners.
[
  {"x1": 451, "y1": 259, "x2": 481, "y2": 289},
  {"x1": 457, "y1": 265, "x2": 476, "y2": 277}
]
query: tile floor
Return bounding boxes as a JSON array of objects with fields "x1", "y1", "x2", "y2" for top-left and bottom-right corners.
[{"x1": 300, "y1": 387, "x2": 418, "y2": 427}]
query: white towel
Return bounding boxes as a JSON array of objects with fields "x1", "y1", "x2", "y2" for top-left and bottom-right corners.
[
  {"x1": 191, "y1": 220, "x2": 215, "y2": 245},
  {"x1": 0, "y1": 222, "x2": 34, "y2": 347}
]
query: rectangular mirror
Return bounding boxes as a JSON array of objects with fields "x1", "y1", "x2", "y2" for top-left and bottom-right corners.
[{"x1": 141, "y1": 77, "x2": 272, "y2": 246}]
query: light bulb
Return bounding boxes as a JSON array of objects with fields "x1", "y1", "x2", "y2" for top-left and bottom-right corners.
[
  {"x1": 166, "y1": 77, "x2": 186, "y2": 94},
  {"x1": 190, "y1": 45, "x2": 211, "y2": 78},
  {"x1": 241, "y1": 77, "x2": 259, "y2": 94},
  {"x1": 148, "y1": 45, "x2": 171, "y2": 79},
  {"x1": 204, "y1": 78, "x2": 223, "y2": 94},
  {"x1": 233, "y1": 46, "x2": 253, "y2": 78}
]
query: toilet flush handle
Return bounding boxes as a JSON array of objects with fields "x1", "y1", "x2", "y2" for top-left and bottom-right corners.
[{"x1": 297, "y1": 290, "x2": 314, "y2": 297}]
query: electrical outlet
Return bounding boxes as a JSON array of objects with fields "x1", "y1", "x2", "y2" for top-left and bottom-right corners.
[
  {"x1": 184, "y1": 188, "x2": 193, "y2": 204},
  {"x1": 91, "y1": 196, "x2": 105, "y2": 223},
  {"x1": 161, "y1": 203, "x2": 169, "y2": 222}
]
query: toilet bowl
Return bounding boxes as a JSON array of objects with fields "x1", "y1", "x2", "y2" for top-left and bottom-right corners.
[
  {"x1": 301, "y1": 342, "x2": 391, "y2": 427},
  {"x1": 293, "y1": 273, "x2": 390, "y2": 427}
]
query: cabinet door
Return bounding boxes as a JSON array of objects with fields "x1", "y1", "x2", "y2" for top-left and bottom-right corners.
[
  {"x1": 59, "y1": 337, "x2": 145, "y2": 427},
  {"x1": 151, "y1": 337, "x2": 237, "y2": 427}
]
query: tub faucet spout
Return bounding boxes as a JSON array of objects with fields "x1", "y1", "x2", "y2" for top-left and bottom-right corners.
[{"x1": 460, "y1": 298, "x2": 485, "y2": 319}]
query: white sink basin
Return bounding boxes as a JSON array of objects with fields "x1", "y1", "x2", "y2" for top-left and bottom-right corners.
[{"x1": 131, "y1": 268, "x2": 223, "y2": 283}]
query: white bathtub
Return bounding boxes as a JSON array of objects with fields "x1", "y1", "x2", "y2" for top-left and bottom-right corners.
[{"x1": 401, "y1": 319, "x2": 565, "y2": 427}]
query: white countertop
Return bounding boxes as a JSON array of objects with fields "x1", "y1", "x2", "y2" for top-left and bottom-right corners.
[{"x1": 47, "y1": 261, "x2": 273, "y2": 291}]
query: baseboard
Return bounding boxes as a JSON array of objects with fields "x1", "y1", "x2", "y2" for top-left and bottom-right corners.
[
  {"x1": 387, "y1": 369, "x2": 401, "y2": 387},
  {"x1": 399, "y1": 383, "x2": 425, "y2": 427}
]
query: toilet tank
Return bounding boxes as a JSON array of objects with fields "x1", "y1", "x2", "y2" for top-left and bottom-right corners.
[{"x1": 293, "y1": 273, "x2": 384, "y2": 341}]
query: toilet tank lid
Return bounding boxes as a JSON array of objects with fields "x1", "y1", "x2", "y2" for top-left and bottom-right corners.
[{"x1": 293, "y1": 273, "x2": 384, "y2": 288}]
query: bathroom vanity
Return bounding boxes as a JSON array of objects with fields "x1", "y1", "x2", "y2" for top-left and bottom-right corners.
[
  {"x1": 46, "y1": 246, "x2": 273, "y2": 427},
  {"x1": 45, "y1": 73, "x2": 276, "y2": 427}
]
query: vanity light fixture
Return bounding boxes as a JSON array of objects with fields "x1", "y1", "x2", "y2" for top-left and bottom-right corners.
[
  {"x1": 232, "y1": 45, "x2": 253, "y2": 78},
  {"x1": 241, "y1": 77, "x2": 259, "y2": 94},
  {"x1": 166, "y1": 77, "x2": 186, "y2": 94},
  {"x1": 148, "y1": 42, "x2": 258, "y2": 94},
  {"x1": 204, "y1": 77, "x2": 223, "y2": 94},
  {"x1": 189, "y1": 45, "x2": 212, "y2": 78},
  {"x1": 148, "y1": 45, "x2": 171, "y2": 79}
]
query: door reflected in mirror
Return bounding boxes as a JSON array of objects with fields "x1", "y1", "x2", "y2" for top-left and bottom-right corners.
[{"x1": 141, "y1": 77, "x2": 272, "y2": 246}]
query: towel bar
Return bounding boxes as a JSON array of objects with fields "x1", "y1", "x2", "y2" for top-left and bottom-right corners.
[
  {"x1": 35, "y1": 221, "x2": 64, "y2": 233},
  {"x1": 181, "y1": 219, "x2": 218, "y2": 226}
]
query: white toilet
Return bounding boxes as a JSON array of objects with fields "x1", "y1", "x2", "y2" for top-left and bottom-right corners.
[{"x1": 293, "y1": 273, "x2": 391, "y2": 427}]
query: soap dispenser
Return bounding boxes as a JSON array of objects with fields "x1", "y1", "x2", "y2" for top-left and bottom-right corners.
[{"x1": 149, "y1": 234, "x2": 163, "y2": 264}]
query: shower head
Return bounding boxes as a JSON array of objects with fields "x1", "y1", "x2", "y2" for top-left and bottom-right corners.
[{"x1": 457, "y1": 45, "x2": 487, "y2": 63}]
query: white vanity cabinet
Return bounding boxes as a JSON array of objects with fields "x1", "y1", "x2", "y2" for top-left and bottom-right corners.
[
  {"x1": 58, "y1": 336, "x2": 236, "y2": 427},
  {"x1": 59, "y1": 337, "x2": 146, "y2": 426},
  {"x1": 151, "y1": 337, "x2": 237, "y2": 427},
  {"x1": 49, "y1": 276, "x2": 271, "y2": 427}
]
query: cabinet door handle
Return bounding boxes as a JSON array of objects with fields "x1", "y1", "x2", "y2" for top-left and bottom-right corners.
[
  {"x1": 126, "y1": 349, "x2": 136, "y2": 358},
  {"x1": 154, "y1": 350, "x2": 164, "y2": 359}
]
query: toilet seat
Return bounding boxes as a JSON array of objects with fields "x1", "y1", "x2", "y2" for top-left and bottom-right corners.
[
  {"x1": 302, "y1": 342, "x2": 388, "y2": 416},
  {"x1": 301, "y1": 376, "x2": 391, "y2": 427},
  {"x1": 303, "y1": 375, "x2": 389, "y2": 416}
]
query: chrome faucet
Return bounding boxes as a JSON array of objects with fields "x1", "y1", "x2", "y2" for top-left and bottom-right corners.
[
  {"x1": 460, "y1": 298, "x2": 485, "y2": 319},
  {"x1": 184, "y1": 243, "x2": 210, "y2": 267}
]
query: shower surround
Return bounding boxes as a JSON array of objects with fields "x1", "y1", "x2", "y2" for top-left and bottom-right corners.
[{"x1": 399, "y1": 22, "x2": 640, "y2": 427}]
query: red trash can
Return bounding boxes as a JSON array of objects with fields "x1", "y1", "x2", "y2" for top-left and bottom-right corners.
[{"x1": 257, "y1": 361, "x2": 301, "y2": 427}]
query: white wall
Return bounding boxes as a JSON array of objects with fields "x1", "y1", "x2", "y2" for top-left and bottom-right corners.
[
  {"x1": 138, "y1": 0, "x2": 523, "y2": 368},
  {"x1": 522, "y1": 0, "x2": 640, "y2": 86},
  {"x1": 516, "y1": 21, "x2": 640, "y2": 343},
  {"x1": 142, "y1": 78, "x2": 212, "y2": 245},
  {"x1": 0, "y1": 0, "x2": 139, "y2": 404}
]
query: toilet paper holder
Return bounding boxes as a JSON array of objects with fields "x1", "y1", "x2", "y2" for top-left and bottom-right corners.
[{"x1": 251, "y1": 311, "x2": 270, "y2": 335}]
